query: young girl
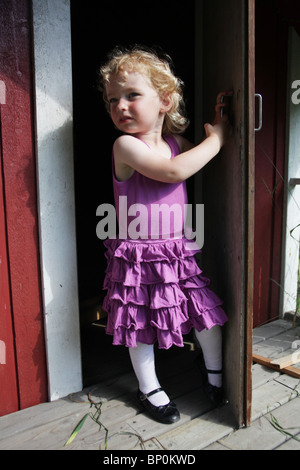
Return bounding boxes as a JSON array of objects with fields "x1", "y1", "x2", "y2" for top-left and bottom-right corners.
[{"x1": 99, "y1": 46, "x2": 230, "y2": 424}]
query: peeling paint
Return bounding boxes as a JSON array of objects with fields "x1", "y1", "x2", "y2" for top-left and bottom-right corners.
[
  {"x1": 0, "y1": 80, "x2": 5, "y2": 104},
  {"x1": 0, "y1": 341, "x2": 6, "y2": 365}
]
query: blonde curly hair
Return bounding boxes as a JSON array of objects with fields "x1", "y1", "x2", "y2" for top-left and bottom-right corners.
[{"x1": 99, "y1": 46, "x2": 189, "y2": 135}]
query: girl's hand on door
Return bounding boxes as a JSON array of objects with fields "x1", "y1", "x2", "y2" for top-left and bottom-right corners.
[{"x1": 204, "y1": 91, "x2": 233, "y2": 148}]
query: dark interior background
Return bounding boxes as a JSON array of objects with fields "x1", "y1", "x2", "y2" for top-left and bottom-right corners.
[{"x1": 71, "y1": 1, "x2": 196, "y2": 308}]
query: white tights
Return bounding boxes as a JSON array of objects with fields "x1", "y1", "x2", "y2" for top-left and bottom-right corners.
[
  {"x1": 129, "y1": 325, "x2": 222, "y2": 407},
  {"x1": 129, "y1": 342, "x2": 170, "y2": 406},
  {"x1": 194, "y1": 325, "x2": 223, "y2": 387}
]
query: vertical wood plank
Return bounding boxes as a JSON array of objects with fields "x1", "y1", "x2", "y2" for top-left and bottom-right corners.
[
  {"x1": 202, "y1": 0, "x2": 252, "y2": 427},
  {"x1": 0, "y1": 136, "x2": 19, "y2": 416},
  {"x1": 245, "y1": 0, "x2": 255, "y2": 426},
  {"x1": 0, "y1": 0, "x2": 48, "y2": 411},
  {"x1": 32, "y1": 0, "x2": 82, "y2": 400}
]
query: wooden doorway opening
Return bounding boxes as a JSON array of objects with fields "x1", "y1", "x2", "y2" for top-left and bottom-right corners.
[{"x1": 71, "y1": 0, "x2": 254, "y2": 427}]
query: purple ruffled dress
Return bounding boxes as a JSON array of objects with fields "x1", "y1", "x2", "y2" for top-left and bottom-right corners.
[{"x1": 102, "y1": 135, "x2": 228, "y2": 349}]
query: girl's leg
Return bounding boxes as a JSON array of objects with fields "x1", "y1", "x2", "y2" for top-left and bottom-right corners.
[
  {"x1": 194, "y1": 325, "x2": 222, "y2": 387},
  {"x1": 129, "y1": 343, "x2": 170, "y2": 406}
]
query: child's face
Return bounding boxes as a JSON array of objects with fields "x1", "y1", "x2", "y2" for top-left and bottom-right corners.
[{"x1": 106, "y1": 71, "x2": 168, "y2": 135}]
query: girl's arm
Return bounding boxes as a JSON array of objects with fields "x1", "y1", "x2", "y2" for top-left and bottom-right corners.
[{"x1": 114, "y1": 93, "x2": 232, "y2": 183}]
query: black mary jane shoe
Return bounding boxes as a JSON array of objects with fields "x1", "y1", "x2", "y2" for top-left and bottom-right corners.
[
  {"x1": 195, "y1": 356, "x2": 228, "y2": 407},
  {"x1": 137, "y1": 388, "x2": 180, "y2": 424},
  {"x1": 203, "y1": 380, "x2": 228, "y2": 407}
]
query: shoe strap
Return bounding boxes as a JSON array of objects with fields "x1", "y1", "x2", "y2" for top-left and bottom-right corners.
[
  {"x1": 206, "y1": 369, "x2": 222, "y2": 374},
  {"x1": 140, "y1": 387, "x2": 163, "y2": 401}
]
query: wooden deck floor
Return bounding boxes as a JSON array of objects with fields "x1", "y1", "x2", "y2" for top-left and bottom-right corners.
[{"x1": 0, "y1": 319, "x2": 299, "y2": 451}]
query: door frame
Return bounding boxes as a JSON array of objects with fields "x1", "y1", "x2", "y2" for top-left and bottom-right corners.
[
  {"x1": 246, "y1": 0, "x2": 255, "y2": 426},
  {"x1": 31, "y1": 0, "x2": 254, "y2": 427},
  {"x1": 32, "y1": 0, "x2": 82, "y2": 401}
]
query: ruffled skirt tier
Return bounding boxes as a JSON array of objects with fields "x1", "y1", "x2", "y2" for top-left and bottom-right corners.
[{"x1": 102, "y1": 238, "x2": 228, "y2": 349}]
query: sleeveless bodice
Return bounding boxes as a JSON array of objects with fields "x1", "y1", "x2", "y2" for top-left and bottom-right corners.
[{"x1": 112, "y1": 134, "x2": 188, "y2": 240}]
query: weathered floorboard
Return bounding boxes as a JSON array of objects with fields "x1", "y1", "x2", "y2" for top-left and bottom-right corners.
[{"x1": 0, "y1": 319, "x2": 299, "y2": 450}]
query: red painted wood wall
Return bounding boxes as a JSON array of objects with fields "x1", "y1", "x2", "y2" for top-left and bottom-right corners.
[
  {"x1": 253, "y1": 0, "x2": 300, "y2": 327},
  {"x1": 0, "y1": 148, "x2": 19, "y2": 415},
  {"x1": 254, "y1": 0, "x2": 286, "y2": 327},
  {"x1": 0, "y1": 0, "x2": 47, "y2": 416}
]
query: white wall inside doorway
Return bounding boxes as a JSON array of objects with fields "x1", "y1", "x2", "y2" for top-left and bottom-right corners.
[
  {"x1": 282, "y1": 27, "x2": 300, "y2": 316},
  {"x1": 32, "y1": 0, "x2": 82, "y2": 400}
]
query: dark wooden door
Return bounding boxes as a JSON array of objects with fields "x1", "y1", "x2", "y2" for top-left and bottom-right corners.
[{"x1": 202, "y1": 0, "x2": 255, "y2": 427}]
